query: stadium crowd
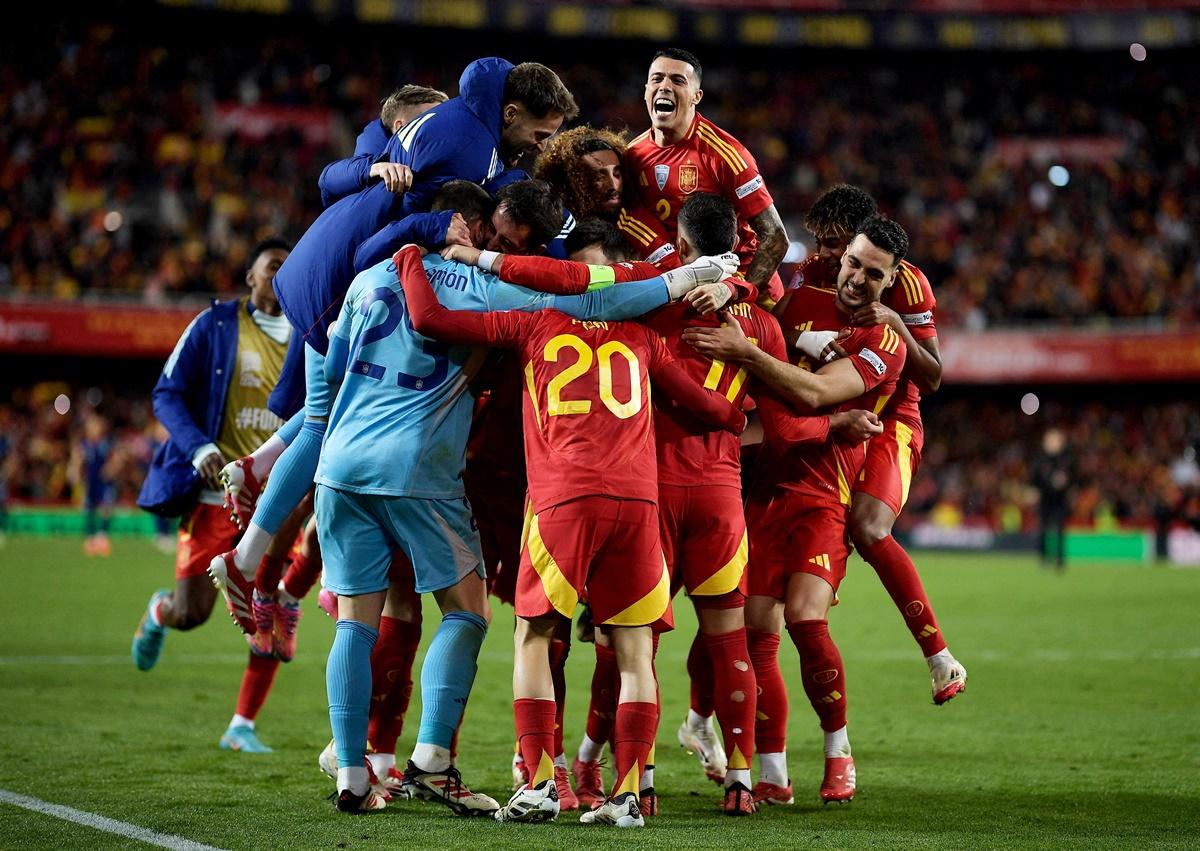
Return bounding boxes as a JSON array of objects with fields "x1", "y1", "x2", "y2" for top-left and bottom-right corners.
[
  {"x1": 2, "y1": 15, "x2": 1198, "y2": 325},
  {"x1": 5, "y1": 382, "x2": 1197, "y2": 538}
]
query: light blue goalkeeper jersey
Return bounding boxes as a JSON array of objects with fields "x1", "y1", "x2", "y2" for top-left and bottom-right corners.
[{"x1": 317, "y1": 253, "x2": 671, "y2": 498}]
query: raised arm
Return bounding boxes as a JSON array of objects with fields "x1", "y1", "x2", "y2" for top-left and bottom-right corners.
[{"x1": 745, "y1": 205, "x2": 788, "y2": 295}]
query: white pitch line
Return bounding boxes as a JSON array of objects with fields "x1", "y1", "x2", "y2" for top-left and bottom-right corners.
[{"x1": 0, "y1": 789, "x2": 227, "y2": 851}]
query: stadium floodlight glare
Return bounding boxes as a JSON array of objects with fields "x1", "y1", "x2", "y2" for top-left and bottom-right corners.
[
  {"x1": 1130, "y1": 43, "x2": 1147, "y2": 61},
  {"x1": 1020, "y1": 393, "x2": 1040, "y2": 416},
  {"x1": 1048, "y1": 166, "x2": 1070, "y2": 187},
  {"x1": 53, "y1": 394, "x2": 71, "y2": 415}
]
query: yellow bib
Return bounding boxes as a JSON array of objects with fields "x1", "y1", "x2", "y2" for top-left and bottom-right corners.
[{"x1": 215, "y1": 300, "x2": 288, "y2": 461}]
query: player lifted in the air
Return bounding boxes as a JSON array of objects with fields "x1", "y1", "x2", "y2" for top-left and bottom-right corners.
[
  {"x1": 783, "y1": 185, "x2": 967, "y2": 706},
  {"x1": 626, "y1": 48, "x2": 789, "y2": 305}
]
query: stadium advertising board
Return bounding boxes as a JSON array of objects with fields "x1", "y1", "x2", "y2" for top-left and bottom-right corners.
[{"x1": 0, "y1": 301, "x2": 197, "y2": 358}]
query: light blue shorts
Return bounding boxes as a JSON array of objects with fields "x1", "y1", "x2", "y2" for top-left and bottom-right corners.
[
  {"x1": 304, "y1": 342, "x2": 332, "y2": 420},
  {"x1": 315, "y1": 485, "x2": 485, "y2": 597}
]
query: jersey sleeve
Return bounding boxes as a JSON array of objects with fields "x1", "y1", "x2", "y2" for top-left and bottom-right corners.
[
  {"x1": 618, "y1": 206, "x2": 678, "y2": 268},
  {"x1": 892, "y1": 262, "x2": 938, "y2": 341},
  {"x1": 497, "y1": 255, "x2": 610, "y2": 295},
  {"x1": 395, "y1": 246, "x2": 531, "y2": 347},
  {"x1": 704, "y1": 125, "x2": 773, "y2": 221},
  {"x1": 844, "y1": 324, "x2": 908, "y2": 393}
]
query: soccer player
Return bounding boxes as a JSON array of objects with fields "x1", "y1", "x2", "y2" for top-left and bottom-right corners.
[
  {"x1": 626, "y1": 48, "x2": 788, "y2": 304},
  {"x1": 315, "y1": 236, "x2": 731, "y2": 814},
  {"x1": 73, "y1": 414, "x2": 115, "y2": 557},
  {"x1": 532, "y1": 125, "x2": 677, "y2": 266},
  {"x1": 319, "y1": 84, "x2": 449, "y2": 207},
  {"x1": 783, "y1": 185, "x2": 968, "y2": 705},
  {"x1": 213, "y1": 57, "x2": 578, "y2": 621},
  {"x1": 684, "y1": 215, "x2": 911, "y2": 805},
  {"x1": 132, "y1": 238, "x2": 301, "y2": 751},
  {"x1": 393, "y1": 244, "x2": 745, "y2": 828}
]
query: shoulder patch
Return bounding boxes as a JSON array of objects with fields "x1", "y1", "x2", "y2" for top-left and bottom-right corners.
[
  {"x1": 644, "y1": 243, "x2": 676, "y2": 265},
  {"x1": 857, "y1": 348, "x2": 887, "y2": 376},
  {"x1": 900, "y1": 310, "x2": 933, "y2": 326},
  {"x1": 735, "y1": 175, "x2": 764, "y2": 199}
]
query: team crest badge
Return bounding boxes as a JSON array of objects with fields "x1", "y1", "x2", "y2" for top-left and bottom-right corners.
[
  {"x1": 654, "y1": 164, "x2": 670, "y2": 190},
  {"x1": 679, "y1": 164, "x2": 699, "y2": 194}
]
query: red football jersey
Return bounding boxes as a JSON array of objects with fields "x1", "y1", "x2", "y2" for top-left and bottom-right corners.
[
  {"x1": 788, "y1": 255, "x2": 937, "y2": 430},
  {"x1": 643, "y1": 301, "x2": 785, "y2": 488},
  {"x1": 761, "y1": 286, "x2": 907, "y2": 505},
  {"x1": 626, "y1": 113, "x2": 774, "y2": 279},
  {"x1": 616, "y1": 205, "x2": 679, "y2": 269},
  {"x1": 395, "y1": 245, "x2": 746, "y2": 512},
  {"x1": 880, "y1": 260, "x2": 937, "y2": 429},
  {"x1": 485, "y1": 312, "x2": 674, "y2": 511}
]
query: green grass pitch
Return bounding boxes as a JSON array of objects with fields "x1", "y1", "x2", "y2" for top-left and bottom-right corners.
[{"x1": 1, "y1": 537, "x2": 1197, "y2": 849}]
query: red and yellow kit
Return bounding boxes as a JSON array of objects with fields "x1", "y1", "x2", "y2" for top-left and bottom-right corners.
[
  {"x1": 790, "y1": 255, "x2": 937, "y2": 514},
  {"x1": 750, "y1": 286, "x2": 907, "y2": 596},
  {"x1": 396, "y1": 246, "x2": 744, "y2": 628},
  {"x1": 625, "y1": 113, "x2": 778, "y2": 298},
  {"x1": 644, "y1": 301, "x2": 783, "y2": 597},
  {"x1": 615, "y1": 204, "x2": 679, "y2": 269}
]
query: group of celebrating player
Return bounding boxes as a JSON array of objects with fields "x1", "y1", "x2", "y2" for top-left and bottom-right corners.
[{"x1": 131, "y1": 47, "x2": 967, "y2": 829}]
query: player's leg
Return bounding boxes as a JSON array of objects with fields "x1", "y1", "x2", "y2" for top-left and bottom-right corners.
[
  {"x1": 316, "y1": 484, "x2": 391, "y2": 813},
  {"x1": 391, "y1": 496, "x2": 496, "y2": 817},
  {"x1": 503, "y1": 614, "x2": 565, "y2": 822},
  {"x1": 852, "y1": 423, "x2": 966, "y2": 704},
  {"x1": 572, "y1": 626, "x2": 616, "y2": 808},
  {"x1": 366, "y1": 552, "x2": 423, "y2": 795},
  {"x1": 547, "y1": 614, "x2": 578, "y2": 810},
  {"x1": 781, "y1": 510, "x2": 855, "y2": 804},
  {"x1": 210, "y1": 343, "x2": 331, "y2": 632},
  {"x1": 742, "y1": 492, "x2": 792, "y2": 805},
  {"x1": 132, "y1": 504, "x2": 233, "y2": 670},
  {"x1": 578, "y1": 498, "x2": 669, "y2": 829},
  {"x1": 695, "y1": 600, "x2": 757, "y2": 815},
  {"x1": 745, "y1": 593, "x2": 790, "y2": 804}
]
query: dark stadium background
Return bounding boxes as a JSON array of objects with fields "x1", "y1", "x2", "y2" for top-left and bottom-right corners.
[{"x1": 2, "y1": 0, "x2": 1198, "y2": 562}]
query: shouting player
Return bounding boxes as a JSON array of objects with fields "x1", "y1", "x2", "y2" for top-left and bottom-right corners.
[
  {"x1": 685, "y1": 215, "x2": 911, "y2": 806},
  {"x1": 626, "y1": 48, "x2": 788, "y2": 304},
  {"x1": 784, "y1": 185, "x2": 967, "y2": 705}
]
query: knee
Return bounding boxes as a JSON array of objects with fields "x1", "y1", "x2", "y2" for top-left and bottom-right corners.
[{"x1": 850, "y1": 509, "x2": 891, "y2": 548}]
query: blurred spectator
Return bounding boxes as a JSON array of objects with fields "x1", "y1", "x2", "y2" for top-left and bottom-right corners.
[
  {"x1": 0, "y1": 12, "x2": 1197, "y2": 326},
  {"x1": 1031, "y1": 428, "x2": 1072, "y2": 568}
]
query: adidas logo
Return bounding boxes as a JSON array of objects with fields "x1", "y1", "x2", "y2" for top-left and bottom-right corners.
[
  {"x1": 807, "y1": 553, "x2": 831, "y2": 571},
  {"x1": 918, "y1": 625, "x2": 939, "y2": 639},
  {"x1": 818, "y1": 690, "x2": 843, "y2": 704}
]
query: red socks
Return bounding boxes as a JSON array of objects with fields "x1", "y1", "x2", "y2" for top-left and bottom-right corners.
[
  {"x1": 747, "y1": 629, "x2": 787, "y2": 753},
  {"x1": 786, "y1": 619, "x2": 847, "y2": 733},
  {"x1": 254, "y1": 554, "x2": 286, "y2": 596},
  {"x1": 612, "y1": 701, "x2": 658, "y2": 797},
  {"x1": 860, "y1": 536, "x2": 946, "y2": 656},
  {"x1": 687, "y1": 633, "x2": 716, "y2": 717},
  {"x1": 704, "y1": 628, "x2": 756, "y2": 770},
  {"x1": 366, "y1": 617, "x2": 422, "y2": 755},
  {"x1": 549, "y1": 637, "x2": 569, "y2": 757},
  {"x1": 514, "y1": 698, "x2": 557, "y2": 787},
  {"x1": 281, "y1": 552, "x2": 321, "y2": 600},
  {"x1": 585, "y1": 643, "x2": 619, "y2": 747},
  {"x1": 235, "y1": 653, "x2": 280, "y2": 720}
]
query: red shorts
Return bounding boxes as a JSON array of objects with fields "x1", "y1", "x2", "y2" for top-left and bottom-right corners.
[
  {"x1": 855, "y1": 418, "x2": 924, "y2": 516},
  {"x1": 175, "y1": 503, "x2": 241, "y2": 580},
  {"x1": 658, "y1": 483, "x2": 747, "y2": 599},
  {"x1": 465, "y1": 466, "x2": 525, "y2": 606},
  {"x1": 516, "y1": 496, "x2": 672, "y2": 630},
  {"x1": 746, "y1": 490, "x2": 851, "y2": 598}
]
